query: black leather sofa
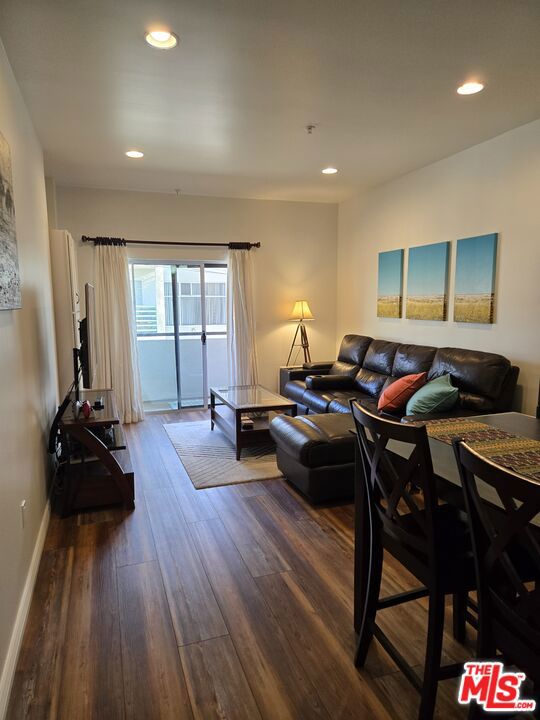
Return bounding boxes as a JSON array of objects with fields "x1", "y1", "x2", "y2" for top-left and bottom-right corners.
[
  {"x1": 271, "y1": 335, "x2": 519, "y2": 503},
  {"x1": 280, "y1": 334, "x2": 519, "y2": 419}
]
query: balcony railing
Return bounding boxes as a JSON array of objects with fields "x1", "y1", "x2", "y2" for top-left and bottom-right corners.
[
  {"x1": 135, "y1": 305, "x2": 158, "y2": 334},
  {"x1": 136, "y1": 332, "x2": 228, "y2": 410}
]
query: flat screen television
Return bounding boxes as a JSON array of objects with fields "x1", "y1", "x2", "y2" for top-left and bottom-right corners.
[
  {"x1": 48, "y1": 283, "x2": 98, "y2": 453},
  {"x1": 79, "y1": 282, "x2": 97, "y2": 389}
]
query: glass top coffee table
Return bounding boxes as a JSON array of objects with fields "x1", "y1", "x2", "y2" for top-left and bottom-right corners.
[{"x1": 210, "y1": 385, "x2": 297, "y2": 460}]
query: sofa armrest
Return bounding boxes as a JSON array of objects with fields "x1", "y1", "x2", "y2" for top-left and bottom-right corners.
[
  {"x1": 302, "y1": 361, "x2": 334, "y2": 371},
  {"x1": 495, "y1": 364, "x2": 520, "y2": 412},
  {"x1": 280, "y1": 367, "x2": 318, "y2": 381},
  {"x1": 305, "y1": 375, "x2": 355, "y2": 390},
  {"x1": 280, "y1": 366, "x2": 320, "y2": 395},
  {"x1": 278, "y1": 362, "x2": 333, "y2": 393}
]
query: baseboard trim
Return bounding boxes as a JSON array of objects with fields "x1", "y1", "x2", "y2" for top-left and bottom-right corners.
[{"x1": 0, "y1": 500, "x2": 51, "y2": 719}]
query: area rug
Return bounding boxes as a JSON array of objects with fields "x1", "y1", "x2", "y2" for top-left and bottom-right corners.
[{"x1": 163, "y1": 420, "x2": 283, "y2": 489}]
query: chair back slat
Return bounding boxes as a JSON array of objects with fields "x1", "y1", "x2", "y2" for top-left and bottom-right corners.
[
  {"x1": 453, "y1": 440, "x2": 540, "y2": 676},
  {"x1": 351, "y1": 401, "x2": 439, "y2": 567}
]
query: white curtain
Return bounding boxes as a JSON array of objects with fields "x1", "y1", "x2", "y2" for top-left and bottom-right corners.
[
  {"x1": 227, "y1": 249, "x2": 258, "y2": 386},
  {"x1": 94, "y1": 243, "x2": 144, "y2": 423}
]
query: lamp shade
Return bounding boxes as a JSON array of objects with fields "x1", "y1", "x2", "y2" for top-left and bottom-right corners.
[{"x1": 289, "y1": 300, "x2": 314, "y2": 321}]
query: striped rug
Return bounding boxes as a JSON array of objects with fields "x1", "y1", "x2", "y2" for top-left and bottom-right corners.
[{"x1": 163, "y1": 420, "x2": 283, "y2": 489}]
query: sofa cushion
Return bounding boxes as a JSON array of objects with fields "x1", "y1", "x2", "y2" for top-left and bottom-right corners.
[
  {"x1": 392, "y1": 344, "x2": 437, "y2": 377},
  {"x1": 354, "y1": 368, "x2": 388, "y2": 397},
  {"x1": 329, "y1": 334, "x2": 373, "y2": 377},
  {"x1": 406, "y1": 374, "x2": 459, "y2": 415},
  {"x1": 328, "y1": 391, "x2": 372, "y2": 414},
  {"x1": 302, "y1": 389, "x2": 337, "y2": 413},
  {"x1": 428, "y1": 347, "x2": 511, "y2": 412},
  {"x1": 269, "y1": 413, "x2": 355, "y2": 468},
  {"x1": 284, "y1": 380, "x2": 308, "y2": 404},
  {"x1": 378, "y1": 372, "x2": 427, "y2": 412},
  {"x1": 364, "y1": 339, "x2": 400, "y2": 374},
  {"x1": 354, "y1": 340, "x2": 400, "y2": 397}
]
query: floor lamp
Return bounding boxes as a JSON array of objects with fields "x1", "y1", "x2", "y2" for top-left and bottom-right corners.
[{"x1": 286, "y1": 300, "x2": 314, "y2": 366}]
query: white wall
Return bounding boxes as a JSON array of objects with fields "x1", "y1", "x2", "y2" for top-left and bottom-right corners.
[
  {"x1": 56, "y1": 187, "x2": 338, "y2": 392},
  {"x1": 0, "y1": 40, "x2": 57, "y2": 710},
  {"x1": 337, "y1": 119, "x2": 540, "y2": 414}
]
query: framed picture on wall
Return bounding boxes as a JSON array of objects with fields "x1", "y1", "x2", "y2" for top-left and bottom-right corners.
[
  {"x1": 0, "y1": 130, "x2": 21, "y2": 310},
  {"x1": 406, "y1": 241, "x2": 450, "y2": 321},
  {"x1": 377, "y1": 249, "x2": 404, "y2": 318},
  {"x1": 454, "y1": 233, "x2": 498, "y2": 323}
]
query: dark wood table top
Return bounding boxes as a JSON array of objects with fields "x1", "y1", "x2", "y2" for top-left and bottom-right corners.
[
  {"x1": 428, "y1": 412, "x2": 540, "y2": 488},
  {"x1": 386, "y1": 412, "x2": 540, "y2": 512}
]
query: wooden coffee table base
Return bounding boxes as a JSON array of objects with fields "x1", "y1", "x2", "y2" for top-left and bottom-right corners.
[{"x1": 210, "y1": 391, "x2": 297, "y2": 460}]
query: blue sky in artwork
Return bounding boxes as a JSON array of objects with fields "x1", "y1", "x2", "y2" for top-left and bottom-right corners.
[
  {"x1": 455, "y1": 234, "x2": 498, "y2": 295},
  {"x1": 378, "y1": 249, "x2": 403, "y2": 296},
  {"x1": 407, "y1": 242, "x2": 449, "y2": 296}
]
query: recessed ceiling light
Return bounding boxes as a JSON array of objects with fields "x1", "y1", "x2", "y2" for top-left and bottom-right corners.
[
  {"x1": 145, "y1": 30, "x2": 178, "y2": 49},
  {"x1": 321, "y1": 167, "x2": 338, "y2": 175},
  {"x1": 457, "y1": 81, "x2": 484, "y2": 95},
  {"x1": 126, "y1": 150, "x2": 144, "y2": 158}
]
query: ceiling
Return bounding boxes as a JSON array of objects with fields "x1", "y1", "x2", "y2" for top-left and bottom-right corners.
[{"x1": 1, "y1": 0, "x2": 540, "y2": 203}]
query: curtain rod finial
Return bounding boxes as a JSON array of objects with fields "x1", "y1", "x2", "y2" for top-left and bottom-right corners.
[{"x1": 228, "y1": 241, "x2": 261, "y2": 250}]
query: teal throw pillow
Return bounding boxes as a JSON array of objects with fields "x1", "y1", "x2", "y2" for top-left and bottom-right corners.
[{"x1": 405, "y1": 374, "x2": 459, "y2": 415}]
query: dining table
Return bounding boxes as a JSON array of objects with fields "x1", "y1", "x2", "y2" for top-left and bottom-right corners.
[{"x1": 353, "y1": 411, "x2": 540, "y2": 632}]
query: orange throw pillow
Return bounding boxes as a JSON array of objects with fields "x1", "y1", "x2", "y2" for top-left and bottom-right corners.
[{"x1": 377, "y1": 372, "x2": 427, "y2": 412}]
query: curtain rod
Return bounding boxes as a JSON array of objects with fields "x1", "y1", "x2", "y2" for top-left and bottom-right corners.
[{"x1": 81, "y1": 236, "x2": 260, "y2": 250}]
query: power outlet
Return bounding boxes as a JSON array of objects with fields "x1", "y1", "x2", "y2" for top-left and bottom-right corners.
[{"x1": 20, "y1": 500, "x2": 27, "y2": 529}]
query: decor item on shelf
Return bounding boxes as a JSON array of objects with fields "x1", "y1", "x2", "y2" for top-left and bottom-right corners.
[
  {"x1": 454, "y1": 233, "x2": 498, "y2": 323},
  {"x1": 406, "y1": 241, "x2": 450, "y2": 321},
  {"x1": 286, "y1": 300, "x2": 314, "y2": 365},
  {"x1": 377, "y1": 249, "x2": 403, "y2": 318},
  {"x1": 0, "y1": 130, "x2": 21, "y2": 310}
]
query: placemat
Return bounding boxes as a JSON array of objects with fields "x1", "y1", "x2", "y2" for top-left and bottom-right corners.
[{"x1": 426, "y1": 417, "x2": 540, "y2": 482}]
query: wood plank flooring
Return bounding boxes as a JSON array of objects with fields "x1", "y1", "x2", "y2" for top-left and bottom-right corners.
[{"x1": 6, "y1": 411, "x2": 473, "y2": 719}]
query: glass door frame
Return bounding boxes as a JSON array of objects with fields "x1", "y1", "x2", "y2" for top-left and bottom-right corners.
[{"x1": 130, "y1": 259, "x2": 227, "y2": 411}]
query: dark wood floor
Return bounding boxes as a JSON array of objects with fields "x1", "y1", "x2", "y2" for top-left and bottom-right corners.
[{"x1": 7, "y1": 411, "x2": 473, "y2": 719}]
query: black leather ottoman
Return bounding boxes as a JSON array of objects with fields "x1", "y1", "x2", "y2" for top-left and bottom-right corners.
[{"x1": 269, "y1": 412, "x2": 356, "y2": 503}]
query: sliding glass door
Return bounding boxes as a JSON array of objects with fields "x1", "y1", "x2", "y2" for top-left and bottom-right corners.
[{"x1": 131, "y1": 262, "x2": 228, "y2": 411}]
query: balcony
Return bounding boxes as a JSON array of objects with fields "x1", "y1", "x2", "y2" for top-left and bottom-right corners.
[{"x1": 137, "y1": 333, "x2": 228, "y2": 411}]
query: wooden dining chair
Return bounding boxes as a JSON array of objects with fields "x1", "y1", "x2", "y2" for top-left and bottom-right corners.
[
  {"x1": 351, "y1": 400, "x2": 476, "y2": 720},
  {"x1": 453, "y1": 439, "x2": 540, "y2": 716}
]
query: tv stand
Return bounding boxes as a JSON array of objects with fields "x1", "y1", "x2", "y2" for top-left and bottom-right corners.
[{"x1": 58, "y1": 388, "x2": 134, "y2": 516}]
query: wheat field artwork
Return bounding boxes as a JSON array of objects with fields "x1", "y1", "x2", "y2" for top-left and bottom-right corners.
[
  {"x1": 454, "y1": 233, "x2": 498, "y2": 323},
  {"x1": 377, "y1": 249, "x2": 403, "y2": 318},
  {"x1": 406, "y1": 241, "x2": 449, "y2": 321}
]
